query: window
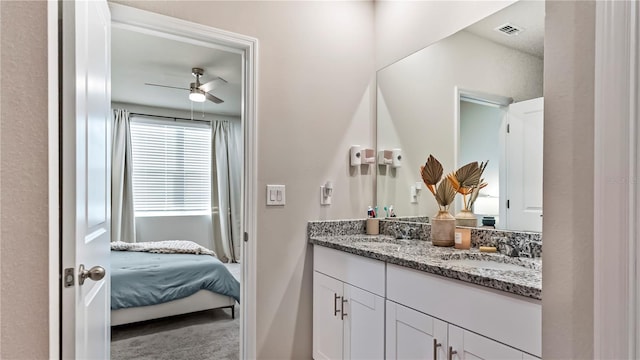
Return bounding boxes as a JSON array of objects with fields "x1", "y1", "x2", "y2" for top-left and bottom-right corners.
[{"x1": 130, "y1": 117, "x2": 211, "y2": 215}]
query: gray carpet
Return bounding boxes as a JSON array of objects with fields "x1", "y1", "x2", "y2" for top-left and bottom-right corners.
[{"x1": 111, "y1": 306, "x2": 239, "y2": 360}]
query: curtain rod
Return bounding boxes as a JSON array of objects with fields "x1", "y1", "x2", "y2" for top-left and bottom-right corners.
[{"x1": 129, "y1": 112, "x2": 228, "y2": 124}]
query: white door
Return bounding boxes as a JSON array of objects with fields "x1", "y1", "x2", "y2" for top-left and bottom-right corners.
[
  {"x1": 386, "y1": 300, "x2": 448, "y2": 360},
  {"x1": 61, "y1": 1, "x2": 112, "y2": 359},
  {"x1": 343, "y1": 284, "x2": 385, "y2": 360},
  {"x1": 504, "y1": 97, "x2": 544, "y2": 232},
  {"x1": 313, "y1": 272, "x2": 344, "y2": 360},
  {"x1": 448, "y1": 325, "x2": 523, "y2": 360}
]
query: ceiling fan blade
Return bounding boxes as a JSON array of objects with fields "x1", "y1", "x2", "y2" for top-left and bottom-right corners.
[
  {"x1": 205, "y1": 92, "x2": 224, "y2": 104},
  {"x1": 145, "y1": 83, "x2": 189, "y2": 91},
  {"x1": 199, "y1": 77, "x2": 228, "y2": 93}
]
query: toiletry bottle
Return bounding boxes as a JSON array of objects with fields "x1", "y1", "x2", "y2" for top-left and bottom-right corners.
[{"x1": 367, "y1": 206, "x2": 374, "y2": 218}]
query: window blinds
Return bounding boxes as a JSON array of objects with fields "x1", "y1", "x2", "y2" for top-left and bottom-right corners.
[{"x1": 130, "y1": 117, "x2": 211, "y2": 215}]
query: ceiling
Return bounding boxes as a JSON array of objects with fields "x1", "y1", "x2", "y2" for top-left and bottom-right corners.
[
  {"x1": 111, "y1": 27, "x2": 242, "y2": 117},
  {"x1": 464, "y1": 1, "x2": 545, "y2": 59}
]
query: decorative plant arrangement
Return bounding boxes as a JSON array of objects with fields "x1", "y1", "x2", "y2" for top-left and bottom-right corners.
[
  {"x1": 420, "y1": 155, "x2": 490, "y2": 246},
  {"x1": 420, "y1": 155, "x2": 456, "y2": 211},
  {"x1": 420, "y1": 155, "x2": 457, "y2": 246},
  {"x1": 447, "y1": 161, "x2": 488, "y2": 227}
]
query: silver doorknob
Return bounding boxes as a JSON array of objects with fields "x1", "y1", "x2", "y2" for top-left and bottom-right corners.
[{"x1": 78, "y1": 264, "x2": 105, "y2": 285}]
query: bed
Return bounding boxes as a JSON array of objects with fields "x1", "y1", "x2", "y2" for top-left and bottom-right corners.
[{"x1": 110, "y1": 241, "x2": 240, "y2": 326}]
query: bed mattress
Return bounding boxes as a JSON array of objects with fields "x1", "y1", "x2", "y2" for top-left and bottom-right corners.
[{"x1": 111, "y1": 250, "x2": 240, "y2": 310}]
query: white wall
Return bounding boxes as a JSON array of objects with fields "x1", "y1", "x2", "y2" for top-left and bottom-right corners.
[
  {"x1": 135, "y1": 214, "x2": 214, "y2": 248},
  {"x1": 377, "y1": 30, "x2": 543, "y2": 218},
  {"x1": 375, "y1": 0, "x2": 516, "y2": 69},
  {"x1": 111, "y1": 2, "x2": 376, "y2": 358}
]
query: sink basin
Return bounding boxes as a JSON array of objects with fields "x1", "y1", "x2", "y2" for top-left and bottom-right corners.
[
  {"x1": 352, "y1": 237, "x2": 414, "y2": 246},
  {"x1": 437, "y1": 253, "x2": 540, "y2": 271},
  {"x1": 444, "y1": 259, "x2": 531, "y2": 271},
  {"x1": 356, "y1": 241, "x2": 403, "y2": 250}
]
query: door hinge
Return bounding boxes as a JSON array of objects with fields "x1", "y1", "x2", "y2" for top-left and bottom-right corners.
[
  {"x1": 507, "y1": 123, "x2": 510, "y2": 133},
  {"x1": 63, "y1": 267, "x2": 75, "y2": 287},
  {"x1": 244, "y1": 232, "x2": 249, "y2": 242},
  {"x1": 507, "y1": 199, "x2": 510, "y2": 209}
]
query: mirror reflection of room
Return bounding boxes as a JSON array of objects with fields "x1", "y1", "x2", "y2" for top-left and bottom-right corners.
[
  {"x1": 376, "y1": 0, "x2": 544, "y2": 232},
  {"x1": 109, "y1": 26, "x2": 243, "y2": 359}
]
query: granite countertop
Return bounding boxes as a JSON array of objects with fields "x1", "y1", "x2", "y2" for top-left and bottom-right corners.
[{"x1": 310, "y1": 234, "x2": 542, "y2": 300}]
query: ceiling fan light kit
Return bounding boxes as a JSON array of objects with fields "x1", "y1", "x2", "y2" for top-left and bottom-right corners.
[
  {"x1": 189, "y1": 85, "x2": 207, "y2": 102},
  {"x1": 145, "y1": 67, "x2": 227, "y2": 104}
]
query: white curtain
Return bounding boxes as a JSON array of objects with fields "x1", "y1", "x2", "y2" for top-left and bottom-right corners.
[
  {"x1": 212, "y1": 120, "x2": 242, "y2": 262},
  {"x1": 111, "y1": 109, "x2": 136, "y2": 243}
]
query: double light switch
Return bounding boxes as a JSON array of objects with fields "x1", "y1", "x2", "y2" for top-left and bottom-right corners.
[{"x1": 266, "y1": 185, "x2": 286, "y2": 206}]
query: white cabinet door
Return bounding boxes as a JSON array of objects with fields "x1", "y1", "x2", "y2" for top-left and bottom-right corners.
[
  {"x1": 343, "y1": 284, "x2": 385, "y2": 360},
  {"x1": 448, "y1": 325, "x2": 523, "y2": 360},
  {"x1": 386, "y1": 300, "x2": 448, "y2": 360},
  {"x1": 313, "y1": 271, "x2": 344, "y2": 360}
]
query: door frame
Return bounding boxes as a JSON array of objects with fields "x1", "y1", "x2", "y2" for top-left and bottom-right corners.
[{"x1": 48, "y1": 3, "x2": 259, "y2": 358}]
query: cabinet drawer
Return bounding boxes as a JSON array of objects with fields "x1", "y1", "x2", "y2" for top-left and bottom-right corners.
[
  {"x1": 314, "y1": 246, "x2": 385, "y2": 296},
  {"x1": 387, "y1": 264, "x2": 541, "y2": 357}
]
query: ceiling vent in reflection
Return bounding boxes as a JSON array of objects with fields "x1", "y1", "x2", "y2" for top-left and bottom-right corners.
[{"x1": 494, "y1": 23, "x2": 525, "y2": 36}]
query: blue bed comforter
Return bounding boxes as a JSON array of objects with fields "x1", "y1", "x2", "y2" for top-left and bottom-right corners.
[{"x1": 111, "y1": 251, "x2": 240, "y2": 310}]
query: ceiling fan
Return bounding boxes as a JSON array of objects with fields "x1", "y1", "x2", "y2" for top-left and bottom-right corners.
[{"x1": 145, "y1": 67, "x2": 227, "y2": 104}]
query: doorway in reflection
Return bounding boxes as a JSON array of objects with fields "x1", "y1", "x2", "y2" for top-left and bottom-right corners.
[{"x1": 459, "y1": 98, "x2": 504, "y2": 226}]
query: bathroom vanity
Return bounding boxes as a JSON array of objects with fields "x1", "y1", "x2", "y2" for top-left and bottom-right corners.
[{"x1": 309, "y1": 220, "x2": 541, "y2": 360}]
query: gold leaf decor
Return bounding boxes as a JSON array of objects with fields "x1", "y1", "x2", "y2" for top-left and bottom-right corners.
[
  {"x1": 435, "y1": 180, "x2": 456, "y2": 208},
  {"x1": 421, "y1": 155, "x2": 443, "y2": 185},
  {"x1": 446, "y1": 160, "x2": 489, "y2": 211},
  {"x1": 454, "y1": 162, "x2": 482, "y2": 188},
  {"x1": 420, "y1": 154, "x2": 455, "y2": 211}
]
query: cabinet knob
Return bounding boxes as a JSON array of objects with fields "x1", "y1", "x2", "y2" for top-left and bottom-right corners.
[
  {"x1": 448, "y1": 346, "x2": 457, "y2": 360},
  {"x1": 433, "y1": 339, "x2": 442, "y2": 359}
]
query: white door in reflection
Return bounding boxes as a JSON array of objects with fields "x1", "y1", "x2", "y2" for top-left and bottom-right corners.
[{"x1": 504, "y1": 97, "x2": 544, "y2": 232}]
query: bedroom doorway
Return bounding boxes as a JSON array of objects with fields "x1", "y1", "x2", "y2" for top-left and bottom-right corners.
[{"x1": 54, "y1": 2, "x2": 258, "y2": 359}]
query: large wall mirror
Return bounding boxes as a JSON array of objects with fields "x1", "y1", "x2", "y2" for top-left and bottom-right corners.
[{"x1": 377, "y1": 0, "x2": 544, "y2": 232}]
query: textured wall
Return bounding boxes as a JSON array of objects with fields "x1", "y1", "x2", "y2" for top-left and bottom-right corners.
[
  {"x1": 542, "y1": 1, "x2": 596, "y2": 358},
  {"x1": 0, "y1": 1, "x2": 50, "y2": 359}
]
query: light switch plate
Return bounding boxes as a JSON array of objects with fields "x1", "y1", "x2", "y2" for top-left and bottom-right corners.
[
  {"x1": 266, "y1": 185, "x2": 286, "y2": 206},
  {"x1": 320, "y1": 186, "x2": 332, "y2": 205}
]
